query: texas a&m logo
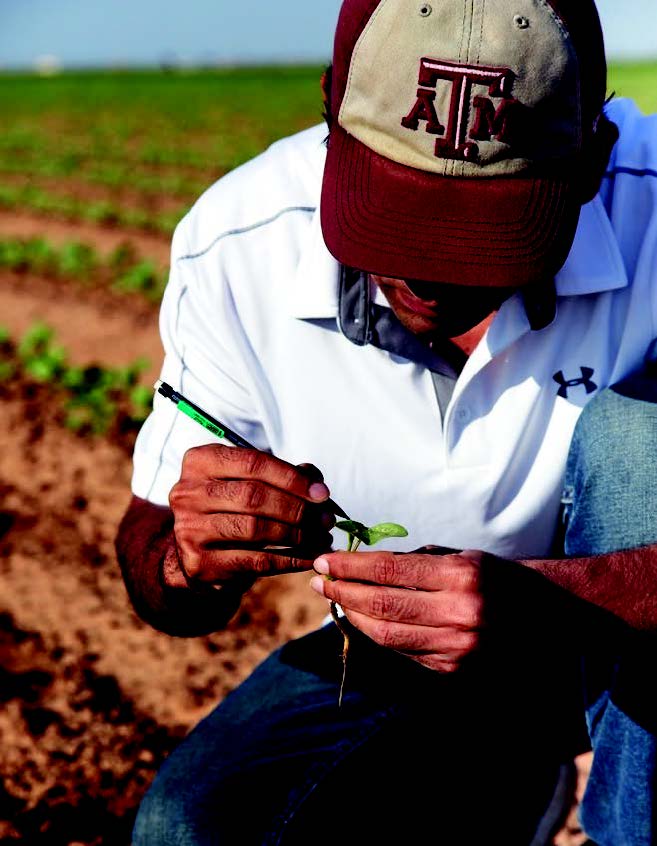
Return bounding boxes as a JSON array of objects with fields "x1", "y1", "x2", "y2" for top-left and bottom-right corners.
[{"x1": 401, "y1": 58, "x2": 525, "y2": 162}]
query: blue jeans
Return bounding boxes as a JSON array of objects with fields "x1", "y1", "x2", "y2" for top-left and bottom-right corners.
[
  {"x1": 563, "y1": 369, "x2": 657, "y2": 846},
  {"x1": 133, "y1": 621, "x2": 582, "y2": 845},
  {"x1": 133, "y1": 371, "x2": 657, "y2": 846}
]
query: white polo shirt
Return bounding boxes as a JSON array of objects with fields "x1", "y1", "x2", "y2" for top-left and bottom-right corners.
[{"x1": 132, "y1": 98, "x2": 657, "y2": 559}]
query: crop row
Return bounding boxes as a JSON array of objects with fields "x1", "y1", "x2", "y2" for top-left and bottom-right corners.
[
  {"x1": 0, "y1": 323, "x2": 153, "y2": 436},
  {"x1": 0, "y1": 184, "x2": 183, "y2": 236},
  {"x1": 0, "y1": 128, "x2": 245, "y2": 174},
  {"x1": 0, "y1": 130, "x2": 230, "y2": 174},
  {"x1": 0, "y1": 153, "x2": 211, "y2": 200},
  {"x1": 0, "y1": 236, "x2": 168, "y2": 302}
]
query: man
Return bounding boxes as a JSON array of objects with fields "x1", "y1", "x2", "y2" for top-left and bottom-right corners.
[{"x1": 117, "y1": 0, "x2": 657, "y2": 843}]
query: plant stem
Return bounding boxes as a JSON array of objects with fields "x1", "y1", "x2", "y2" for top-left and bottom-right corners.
[
  {"x1": 331, "y1": 530, "x2": 358, "y2": 707},
  {"x1": 330, "y1": 600, "x2": 350, "y2": 708}
]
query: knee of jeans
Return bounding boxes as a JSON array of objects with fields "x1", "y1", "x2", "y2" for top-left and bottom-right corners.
[
  {"x1": 132, "y1": 772, "x2": 190, "y2": 846},
  {"x1": 565, "y1": 384, "x2": 657, "y2": 555},
  {"x1": 572, "y1": 384, "x2": 657, "y2": 480}
]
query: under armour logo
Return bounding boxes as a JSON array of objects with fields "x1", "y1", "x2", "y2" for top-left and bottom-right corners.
[
  {"x1": 553, "y1": 368, "x2": 598, "y2": 399},
  {"x1": 400, "y1": 58, "x2": 526, "y2": 162}
]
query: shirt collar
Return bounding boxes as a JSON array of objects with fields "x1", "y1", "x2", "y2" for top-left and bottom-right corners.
[
  {"x1": 554, "y1": 195, "x2": 628, "y2": 295},
  {"x1": 288, "y1": 193, "x2": 628, "y2": 320}
]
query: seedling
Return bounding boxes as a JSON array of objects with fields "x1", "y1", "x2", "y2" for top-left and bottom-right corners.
[
  {"x1": 114, "y1": 260, "x2": 165, "y2": 301},
  {"x1": 330, "y1": 519, "x2": 408, "y2": 707}
]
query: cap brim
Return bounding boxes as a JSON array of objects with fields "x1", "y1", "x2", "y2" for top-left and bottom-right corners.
[{"x1": 321, "y1": 125, "x2": 581, "y2": 287}]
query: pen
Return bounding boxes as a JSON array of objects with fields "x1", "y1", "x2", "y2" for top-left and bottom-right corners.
[{"x1": 154, "y1": 380, "x2": 350, "y2": 520}]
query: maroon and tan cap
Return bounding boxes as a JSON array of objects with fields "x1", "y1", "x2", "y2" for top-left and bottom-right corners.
[{"x1": 320, "y1": 0, "x2": 608, "y2": 287}]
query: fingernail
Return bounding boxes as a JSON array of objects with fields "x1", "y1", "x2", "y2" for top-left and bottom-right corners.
[
  {"x1": 321, "y1": 511, "x2": 336, "y2": 529},
  {"x1": 309, "y1": 482, "x2": 330, "y2": 502},
  {"x1": 309, "y1": 576, "x2": 325, "y2": 595},
  {"x1": 314, "y1": 557, "x2": 330, "y2": 575}
]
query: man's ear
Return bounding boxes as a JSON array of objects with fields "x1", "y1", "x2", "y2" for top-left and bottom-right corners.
[
  {"x1": 578, "y1": 112, "x2": 619, "y2": 205},
  {"x1": 321, "y1": 64, "x2": 333, "y2": 131}
]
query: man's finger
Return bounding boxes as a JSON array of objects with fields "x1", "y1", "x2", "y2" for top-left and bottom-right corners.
[
  {"x1": 181, "y1": 546, "x2": 319, "y2": 581},
  {"x1": 189, "y1": 479, "x2": 333, "y2": 527},
  {"x1": 312, "y1": 578, "x2": 482, "y2": 629},
  {"x1": 313, "y1": 551, "x2": 478, "y2": 591},
  {"x1": 343, "y1": 609, "x2": 479, "y2": 656},
  {"x1": 198, "y1": 513, "x2": 304, "y2": 546},
  {"x1": 182, "y1": 444, "x2": 331, "y2": 503}
]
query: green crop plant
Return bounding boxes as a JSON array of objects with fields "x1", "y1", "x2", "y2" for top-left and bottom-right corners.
[
  {"x1": 85, "y1": 200, "x2": 121, "y2": 226},
  {"x1": 62, "y1": 357, "x2": 151, "y2": 434},
  {"x1": 0, "y1": 237, "x2": 57, "y2": 275},
  {"x1": 0, "y1": 236, "x2": 169, "y2": 305},
  {"x1": 330, "y1": 520, "x2": 408, "y2": 707},
  {"x1": 57, "y1": 241, "x2": 98, "y2": 280},
  {"x1": 113, "y1": 260, "x2": 165, "y2": 301},
  {"x1": 108, "y1": 242, "x2": 139, "y2": 273},
  {"x1": 0, "y1": 237, "x2": 97, "y2": 281},
  {"x1": 0, "y1": 238, "x2": 33, "y2": 272},
  {"x1": 18, "y1": 322, "x2": 67, "y2": 383},
  {"x1": 23, "y1": 238, "x2": 58, "y2": 275}
]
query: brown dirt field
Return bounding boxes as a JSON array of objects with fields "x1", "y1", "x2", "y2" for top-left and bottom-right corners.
[
  {"x1": 0, "y1": 278, "x2": 329, "y2": 843},
  {"x1": 0, "y1": 247, "x2": 592, "y2": 845}
]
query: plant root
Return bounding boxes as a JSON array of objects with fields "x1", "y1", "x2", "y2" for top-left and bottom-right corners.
[{"x1": 330, "y1": 600, "x2": 350, "y2": 708}]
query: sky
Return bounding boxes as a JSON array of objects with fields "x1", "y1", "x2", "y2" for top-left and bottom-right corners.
[{"x1": 0, "y1": 0, "x2": 655, "y2": 70}]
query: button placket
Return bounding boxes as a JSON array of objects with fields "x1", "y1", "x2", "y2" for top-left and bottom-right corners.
[
  {"x1": 443, "y1": 295, "x2": 534, "y2": 461},
  {"x1": 442, "y1": 354, "x2": 488, "y2": 460}
]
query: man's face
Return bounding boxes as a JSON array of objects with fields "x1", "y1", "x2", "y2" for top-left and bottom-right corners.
[{"x1": 371, "y1": 275, "x2": 519, "y2": 340}]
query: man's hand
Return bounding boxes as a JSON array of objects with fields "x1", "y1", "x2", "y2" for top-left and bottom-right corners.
[
  {"x1": 167, "y1": 445, "x2": 335, "y2": 589},
  {"x1": 310, "y1": 549, "x2": 486, "y2": 673}
]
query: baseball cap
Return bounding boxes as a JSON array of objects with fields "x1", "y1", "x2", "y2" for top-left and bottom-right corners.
[{"x1": 320, "y1": 0, "x2": 609, "y2": 287}]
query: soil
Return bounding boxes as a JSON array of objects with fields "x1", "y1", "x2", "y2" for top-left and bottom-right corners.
[
  {"x1": 0, "y1": 214, "x2": 592, "y2": 844},
  {"x1": 0, "y1": 377, "x2": 328, "y2": 844}
]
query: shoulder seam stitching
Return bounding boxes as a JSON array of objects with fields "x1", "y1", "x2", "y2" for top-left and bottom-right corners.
[
  {"x1": 177, "y1": 205, "x2": 317, "y2": 263},
  {"x1": 604, "y1": 167, "x2": 657, "y2": 180}
]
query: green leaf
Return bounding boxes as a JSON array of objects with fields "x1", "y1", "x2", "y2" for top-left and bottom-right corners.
[
  {"x1": 18, "y1": 322, "x2": 53, "y2": 359},
  {"x1": 26, "y1": 358, "x2": 58, "y2": 382},
  {"x1": 58, "y1": 241, "x2": 98, "y2": 279},
  {"x1": 61, "y1": 366, "x2": 85, "y2": 389},
  {"x1": 64, "y1": 409, "x2": 88, "y2": 431},
  {"x1": 366, "y1": 523, "x2": 409, "y2": 546},
  {"x1": 129, "y1": 385, "x2": 154, "y2": 421},
  {"x1": 335, "y1": 520, "x2": 408, "y2": 547},
  {"x1": 335, "y1": 520, "x2": 370, "y2": 544}
]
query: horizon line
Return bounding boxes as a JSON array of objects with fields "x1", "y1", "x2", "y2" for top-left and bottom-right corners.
[{"x1": 1, "y1": 55, "x2": 655, "y2": 75}]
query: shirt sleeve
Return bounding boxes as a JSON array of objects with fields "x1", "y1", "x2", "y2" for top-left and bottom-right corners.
[{"x1": 131, "y1": 219, "x2": 269, "y2": 506}]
